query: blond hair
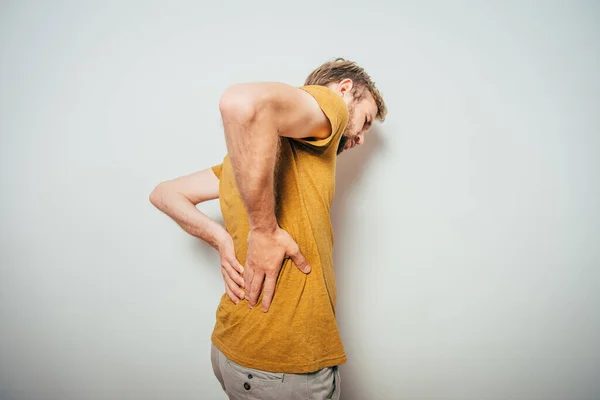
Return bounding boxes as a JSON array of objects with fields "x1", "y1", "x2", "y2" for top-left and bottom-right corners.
[{"x1": 304, "y1": 57, "x2": 387, "y2": 122}]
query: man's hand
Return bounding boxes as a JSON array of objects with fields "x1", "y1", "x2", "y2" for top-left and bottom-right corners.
[
  {"x1": 217, "y1": 232, "x2": 246, "y2": 304},
  {"x1": 244, "y1": 226, "x2": 311, "y2": 312}
]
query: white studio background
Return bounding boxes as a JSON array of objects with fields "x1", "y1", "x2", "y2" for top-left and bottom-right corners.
[{"x1": 1, "y1": 1, "x2": 599, "y2": 399}]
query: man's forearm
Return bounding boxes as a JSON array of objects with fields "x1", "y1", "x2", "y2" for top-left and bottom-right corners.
[
  {"x1": 220, "y1": 88, "x2": 279, "y2": 232},
  {"x1": 150, "y1": 190, "x2": 227, "y2": 250}
]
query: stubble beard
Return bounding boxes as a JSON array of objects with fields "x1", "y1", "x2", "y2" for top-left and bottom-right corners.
[{"x1": 337, "y1": 103, "x2": 356, "y2": 155}]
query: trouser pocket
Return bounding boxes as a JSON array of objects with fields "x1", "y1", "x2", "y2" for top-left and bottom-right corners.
[
  {"x1": 332, "y1": 366, "x2": 341, "y2": 400},
  {"x1": 220, "y1": 351, "x2": 283, "y2": 399}
]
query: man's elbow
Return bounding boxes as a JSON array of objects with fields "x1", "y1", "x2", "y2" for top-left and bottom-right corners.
[
  {"x1": 218, "y1": 84, "x2": 268, "y2": 124},
  {"x1": 149, "y1": 183, "x2": 168, "y2": 210}
]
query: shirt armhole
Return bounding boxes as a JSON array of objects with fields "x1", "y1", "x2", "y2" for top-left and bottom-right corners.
[
  {"x1": 291, "y1": 86, "x2": 348, "y2": 150},
  {"x1": 211, "y1": 163, "x2": 223, "y2": 180}
]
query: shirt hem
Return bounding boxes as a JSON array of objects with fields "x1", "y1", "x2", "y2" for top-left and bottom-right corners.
[{"x1": 211, "y1": 335, "x2": 347, "y2": 374}]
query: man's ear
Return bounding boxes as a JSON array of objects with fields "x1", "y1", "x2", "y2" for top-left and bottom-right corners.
[{"x1": 337, "y1": 78, "x2": 354, "y2": 97}]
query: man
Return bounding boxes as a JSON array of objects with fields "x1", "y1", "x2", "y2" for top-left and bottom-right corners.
[{"x1": 150, "y1": 58, "x2": 387, "y2": 399}]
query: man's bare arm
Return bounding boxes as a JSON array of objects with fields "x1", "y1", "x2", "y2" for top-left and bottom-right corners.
[
  {"x1": 218, "y1": 82, "x2": 330, "y2": 231},
  {"x1": 218, "y1": 83, "x2": 328, "y2": 311},
  {"x1": 149, "y1": 168, "x2": 226, "y2": 249},
  {"x1": 149, "y1": 167, "x2": 246, "y2": 303}
]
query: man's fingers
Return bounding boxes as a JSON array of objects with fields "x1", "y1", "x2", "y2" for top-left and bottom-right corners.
[
  {"x1": 225, "y1": 262, "x2": 245, "y2": 288},
  {"x1": 224, "y1": 282, "x2": 240, "y2": 304},
  {"x1": 223, "y1": 267, "x2": 245, "y2": 299},
  {"x1": 229, "y1": 257, "x2": 244, "y2": 276},
  {"x1": 261, "y1": 275, "x2": 277, "y2": 312},
  {"x1": 246, "y1": 271, "x2": 265, "y2": 308},
  {"x1": 287, "y1": 244, "x2": 311, "y2": 274}
]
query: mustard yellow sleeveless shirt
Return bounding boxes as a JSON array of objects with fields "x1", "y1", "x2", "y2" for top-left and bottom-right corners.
[{"x1": 210, "y1": 85, "x2": 349, "y2": 373}]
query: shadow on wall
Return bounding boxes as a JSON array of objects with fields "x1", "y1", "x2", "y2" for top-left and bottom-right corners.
[
  {"x1": 333, "y1": 125, "x2": 385, "y2": 203},
  {"x1": 331, "y1": 126, "x2": 385, "y2": 400}
]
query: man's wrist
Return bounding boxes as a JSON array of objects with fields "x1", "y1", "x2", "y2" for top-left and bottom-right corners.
[
  {"x1": 249, "y1": 219, "x2": 278, "y2": 234},
  {"x1": 211, "y1": 224, "x2": 230, "y2": 251}
]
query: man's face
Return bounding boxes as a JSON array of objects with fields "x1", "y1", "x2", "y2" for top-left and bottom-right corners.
[{"x1": 337, "y1": 90, "x2": 378, "y2": 155}]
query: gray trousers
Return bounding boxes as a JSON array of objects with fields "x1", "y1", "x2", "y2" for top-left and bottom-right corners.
[{"x1": 211, "y1": 344, "x2": 341, "y2": 400}]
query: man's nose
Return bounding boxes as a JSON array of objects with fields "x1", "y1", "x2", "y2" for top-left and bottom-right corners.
[{"x1": 356, "y1": 132, "x2": 364, "y2": 145}]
